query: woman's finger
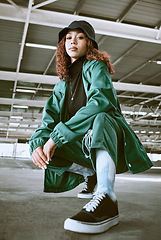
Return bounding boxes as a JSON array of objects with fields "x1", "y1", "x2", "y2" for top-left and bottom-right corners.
[
  {"x1": 32, "y1": 154, "x2": 41, "y2": 168},
  {"x1": 35, "y1": 147, "x2": 47, "y2": 163},
  {"x1": 43, "y1": 147, "x2": 50, "y2": 164},
  {"x1": 43, "y1": 138, "x2": 57, "y2": 161},
  {"x1": 32, "y1": 148, "x2": 47, "y2": 169}
]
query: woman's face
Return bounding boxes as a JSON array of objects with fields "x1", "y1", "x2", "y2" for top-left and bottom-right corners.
[{"x1": 65, "y1": 29, "x2": 87, "y2": 63}]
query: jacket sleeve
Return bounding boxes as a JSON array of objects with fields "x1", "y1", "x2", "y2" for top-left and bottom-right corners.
[
  {"x1": 50, "y1": 61, "x2": 118, "y2": 147},
  {"x1": 29, "y1": 86, "x2": 61, "y2": 155}
]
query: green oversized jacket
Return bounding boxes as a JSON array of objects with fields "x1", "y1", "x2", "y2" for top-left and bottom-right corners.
[{"x1": 29, "y1": 60, "x2": 153, "y2": 192}]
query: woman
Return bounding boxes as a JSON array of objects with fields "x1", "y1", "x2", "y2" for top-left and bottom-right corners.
[{"x1": 29, "y1": 20, "x2": 153, "y2": 234}]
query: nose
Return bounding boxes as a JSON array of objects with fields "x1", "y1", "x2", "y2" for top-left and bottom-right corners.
[{"x1": 71, "y1": 36, "x2": 77, "y2": 44}]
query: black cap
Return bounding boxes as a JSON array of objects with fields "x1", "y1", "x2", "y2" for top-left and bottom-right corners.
[{"x1": 58, "y1": 20, "x2": 98, "y2": 49}]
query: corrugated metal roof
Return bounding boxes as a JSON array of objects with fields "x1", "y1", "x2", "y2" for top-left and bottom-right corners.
[{"x1": 125, "y1": 0, "x2": 161, "y2": 27}]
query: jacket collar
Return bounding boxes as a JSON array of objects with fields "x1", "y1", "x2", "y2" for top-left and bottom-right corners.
[{"x1": 83, "y1": 59, "x2": 97, "y2": 72}]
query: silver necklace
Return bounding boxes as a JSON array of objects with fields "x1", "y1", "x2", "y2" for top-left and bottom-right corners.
[{"x1": 69, "y1": 76, "x2": 80, "y2": 101}]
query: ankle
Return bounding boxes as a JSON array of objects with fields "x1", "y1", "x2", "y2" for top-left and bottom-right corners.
[{"x1": 95, "y1": 191, "x2": 116, "y2": 202}]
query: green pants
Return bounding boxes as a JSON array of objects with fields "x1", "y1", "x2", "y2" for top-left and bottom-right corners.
[{"x1": 44, "y1": 113, "x2": 128, "y2": 193}]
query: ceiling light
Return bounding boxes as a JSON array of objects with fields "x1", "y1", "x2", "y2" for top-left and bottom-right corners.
[
  {"x1": 141, "y1": 130, "x2": 146, "y2": 133},
  {"x1": 122, "y1": 111, "x2": 147, "y2": 116},
  {"x1": 134, "y1": 130, "x2": 139, "y2": 133},
  {"x1": 149, "y1": 60, "x2": 161, "y2": 64},
  {"x1": 11, "y1": 116, "x2": 23, "y2": 119},
  {"x1": 155, "y1": 131, "x2": 160, "y2": 134},
  {"x1": 16, "y1": 89, "x2": 36, "y2": 93},
  {"x1": 148, "y1": 131, "x2": 154, "y2": 134},
  {"x1": 13, "y1": 105, "x2": 28, "y2": 109},
  {"x1": 151, "y1": 114, "x2": 159, "y2": 117},
  {"x1": 25, "y1": 43, "x2": 57, "y2": 50},
  {"x1": 9, "y1": 123, "x2": 20, "y2": 127}
]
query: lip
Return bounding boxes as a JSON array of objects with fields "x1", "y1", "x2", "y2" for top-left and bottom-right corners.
[{"x1": 69, "y1": 47, "x2": 78, "y2": 51}]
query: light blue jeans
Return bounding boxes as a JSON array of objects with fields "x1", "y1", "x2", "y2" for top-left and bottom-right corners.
[{"x1": 68, "y1": 148, "x2": 116, "y2": 201}]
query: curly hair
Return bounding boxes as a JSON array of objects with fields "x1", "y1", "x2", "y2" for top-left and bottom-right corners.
[{"x1": 56, "y1": 36, "x2": 114, "y2": 82}]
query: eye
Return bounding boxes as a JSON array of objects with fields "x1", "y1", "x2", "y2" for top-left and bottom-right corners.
[
  {"x1": 66, "y1": 35, "x2": 72, "y2": 40},
  {"x1": 77, "y1": 35, "x2": 84, "y2": 40}
]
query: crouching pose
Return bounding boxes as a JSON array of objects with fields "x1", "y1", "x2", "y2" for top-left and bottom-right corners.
[{"x1": 29, "y1": 20, "x2": 153, "y2": 234}]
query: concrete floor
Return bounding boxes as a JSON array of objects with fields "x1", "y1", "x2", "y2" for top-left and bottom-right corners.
[{"x1": 0, "y1": 157, "x2": 161, "y2": 240}]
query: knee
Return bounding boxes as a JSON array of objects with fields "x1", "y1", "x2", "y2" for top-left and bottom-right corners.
[
  {"x1": 94, "y1": 112, "x2": 107, "y2": 123},
  {"x1": 92, "y1": 113, "x2": 107, "y2": 132}
]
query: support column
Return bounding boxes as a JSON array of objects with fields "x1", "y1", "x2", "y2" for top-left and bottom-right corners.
[{"x1": 13, "y1": 139, "x2": 18, "y2": 158}]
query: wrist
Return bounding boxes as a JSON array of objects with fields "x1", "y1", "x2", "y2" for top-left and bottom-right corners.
[{"x1": 49, "y1": 138, "x2": 57, "y2": 148}]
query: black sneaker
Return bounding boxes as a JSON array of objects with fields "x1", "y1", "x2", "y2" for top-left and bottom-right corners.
[
  {"x1": 77, "y1": 173, "x2": 97, "y2": 199},
  {"x1": 64, "y1": 193, "x2": 119, "y2": 234}
]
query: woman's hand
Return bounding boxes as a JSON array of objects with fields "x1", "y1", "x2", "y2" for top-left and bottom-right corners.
[
  {"x1": 32, "y1": 146, "x2": 48, "y2": 169},
  {"x1": 43, "y1": 138, "x2": 57, "y2": 162}
]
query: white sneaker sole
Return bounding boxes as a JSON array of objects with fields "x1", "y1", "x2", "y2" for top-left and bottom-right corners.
[
  {"x1": 77, "y1": 193, "x2": 93, "y2": 199},
  {"x1": 64, "y1": 215, "x2": 119, "y2": 234}
]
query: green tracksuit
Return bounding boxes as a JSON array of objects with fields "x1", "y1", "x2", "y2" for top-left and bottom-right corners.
[{"x1": 29, "y1": 60, "x2": 153, "y2": 193}]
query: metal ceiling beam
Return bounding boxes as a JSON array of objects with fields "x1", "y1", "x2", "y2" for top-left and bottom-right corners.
[
  {"x1": 137, "y1": 95, "x2": 161, "y2": 106},
  {"x1": 130, "y1": 120, "x2": 161, "y2": 126},
  {"x1": 124, "y1": 92, "x2": 161, "y2": 105},
  {"x1": 1, "y1": 125, "x2": 160, "y2": 133},
  {"x1": 154, "y1": 101, "x2": 161, "y2": 115},
  {"x1": 11, "y1": 86, "x2": 53, "y2": 92},
  {"x1": 0, "y1": 71, "x2": 58, "y2": 84},
  {"x1": 130, "y1": 126, "x2": 161, "y2": 131},
  {"x1": 43, "y1": 52, "x2": 56, "y2": 75},
  {"x1": 0, "y1": 119, "x2": 41, "y2": 125},
  {"x1": 118, "y1": 61, "x2": 150, "y2": 82},
  {"x1": 118, "y1": 94, "x2": 161, "y2": 102},
  {"x1": 98, "y1": 0, "x2": 139, "y2": 47},
  {"x1": 7, "y1": 0, "x2": 33, "y2": 138},
  {"x1": 0, "y1": 111, "x2": 42, "y2": 118},
  {"x1": 32, "y1": 0, "x2": 57, "y2": 10},
  {"x1": 113, "y1": 41, "x2": 140, "y2": 65},
  {"x1": 155, "y1": 20, "x2": 161, "y2": 30},
  {"x1": 142, "y1": 142, "x2": 161, "y2": 146},
  {"x1": 0, "y1": 137, "x2": 17, "y2": 143},
  {"x1": 1, "y1": 71, "x2": 161, "y2": 94},
  {"x1": 0, "y1": 126, "x2": 37, "y2": 130},
  {"x1": 116, "y1": 0, "x2": 139, "y2": 22},
  {"x1": 6, "y1": 0, "x2": 20, "y2": 10},
  {"x1": 122, "y1": 105, "x2": 161, "y2": 114},
  {"x1": 1, "y1": 118, "x2": 160, "y2": 126},
  {"x1": 1, "y1": 118, "x2": 160, "y2": 127},
  {"x1": 0, "y1": 98, "x2": 46, "y2": 107},
  {"x1": 0, "y1": 3, "x2": 161, "y2": 44},
  {"x1": 98, "y1": 36, "x2": 108, "y2": 48},
  {"x1": 118, "y1": 51, "x2": 161, "y2": 82},
  {"x1": 113, "y1": 20, "x2": 161, "y2": 83},
  {"x1": 0, "y1": 98, "x2": 161, "y2": 115},
  {"x1": 0, "y1": 131, "x2": 33, "y2": 136},
  {"x1": 125, "y1": 94, "x2": 161, "y2": 112},
  {"x1": 1, "y1": 109, "x2": 160, "y2": 120},
  {"x1": 113, "y1": 82, "x2": 161, "y2": 94},
  {"x1": 140, "y1": 71, "x2": 161, "y2": 84},
  {"x1": 74, "y1": 0, "x2": 86, "y2": 15},
  {"x1": 30, "y1": 51, "x2": 56, "y2": 101}
]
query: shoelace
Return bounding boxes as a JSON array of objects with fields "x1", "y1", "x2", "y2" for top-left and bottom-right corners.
[
  {"x1": 82, "y1": 177, "x2": 88, "y2": 191},
  {"x1": 83, "y1": 193, "x2": 106, "y2": 212},
  {"x1": 82, "y1": 129, "x2": 93, "y2": 158}
]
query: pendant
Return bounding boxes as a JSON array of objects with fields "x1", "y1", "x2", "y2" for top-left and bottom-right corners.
[{"x1": 71, "y1": 97, "x2": 74, "y2": 100}]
